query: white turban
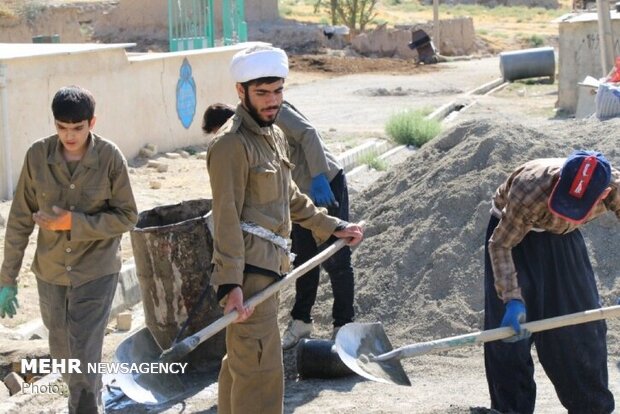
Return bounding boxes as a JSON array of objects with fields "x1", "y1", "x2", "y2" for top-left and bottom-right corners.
[{"x1": 230, "y1": 45, "x2": 289, "y2": 83}]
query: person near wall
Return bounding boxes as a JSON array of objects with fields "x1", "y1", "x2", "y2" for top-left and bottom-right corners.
[
  {"x1": 0, "y1": 85, "x2": 138, "y2": 413},
  {"x1": 484, "y1": 150, "x2": 619, "y2": 414},
  {"x1": 202, "y1": 99, "x2": 355, "y2": 350},
  {"x1": 206, "y1": 45, "x2": 364, "y2": 414}
]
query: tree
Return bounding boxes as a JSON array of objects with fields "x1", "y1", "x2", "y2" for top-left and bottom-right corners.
[{"x1": 314, "y1": 0, "x2": 378, "y2": 32}]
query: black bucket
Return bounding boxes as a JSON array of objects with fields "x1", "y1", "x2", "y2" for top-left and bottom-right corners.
[
  {"x1": 296, "y1": 339, "x2": 355, "y2": 379},
  {"x1": 130, "y1": 199, "x2": 224, "y2": 370}
]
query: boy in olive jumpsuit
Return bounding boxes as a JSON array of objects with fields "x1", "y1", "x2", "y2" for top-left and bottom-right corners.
[
  {"x1": 207, "y1": 46, "x2": 363, "y2": 414},
  {"x1": 0, "y1": 86, "x2": 137, "y2": 413}
]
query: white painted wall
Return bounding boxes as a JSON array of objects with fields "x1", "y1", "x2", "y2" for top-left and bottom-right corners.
[
  {"x1": 557, "y1": 12, "x2": 620, "y2": 113},
  {"x1": 0, "y1": 42, "x2": 258, "y2": 199}
]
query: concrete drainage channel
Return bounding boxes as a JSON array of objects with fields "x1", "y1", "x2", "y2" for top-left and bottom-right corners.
[
  {"x1": 345, "y1": 76, "x2": 507, "y2": 187},
  {"x1": 426, "y1": 77, "x2": 507, "y2": 122},
  {"x1": 0, "y1": 76, "x2": 507, "y2": 410}
]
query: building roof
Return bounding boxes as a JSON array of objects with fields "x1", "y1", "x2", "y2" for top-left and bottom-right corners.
[{"x1": 553, "y1": 10, "x2": 620, "y2": 24}]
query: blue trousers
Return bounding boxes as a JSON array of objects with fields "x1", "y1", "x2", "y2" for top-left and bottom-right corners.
[
  {"x1": 290, "y1": 171, "x2": 354, "y2": 327},
  {"x1": 483, "y1": 215, "x2": 614, "y2": 414}
]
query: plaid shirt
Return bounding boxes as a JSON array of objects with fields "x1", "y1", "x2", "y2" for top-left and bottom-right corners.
[{"x1": 489, "y1": 158, "x2": 620, "y2": 302}]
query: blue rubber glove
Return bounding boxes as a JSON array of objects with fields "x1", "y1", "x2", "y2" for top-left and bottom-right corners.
[
  {"x1": 0, "y1": 286, "x2": 18, "y2": 319},
  {"x1": 500, "y1": 299, "x2": 531, "y2": 343},
  {"x1": 310, "y1": 173, "x2": 336, "y2": 207}
]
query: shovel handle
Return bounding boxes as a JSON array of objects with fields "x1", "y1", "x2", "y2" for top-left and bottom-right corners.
[
  {"x1": 162, "y1": 220, "x2": 365, "y2": 362},
  {"x1": 374, "y1": 305, "x2": 620, "y2": 362}
]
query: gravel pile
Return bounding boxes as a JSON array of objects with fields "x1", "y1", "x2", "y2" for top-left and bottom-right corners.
[{"x1": 300, "y1": 117, "x2": 620, "y2": 350}]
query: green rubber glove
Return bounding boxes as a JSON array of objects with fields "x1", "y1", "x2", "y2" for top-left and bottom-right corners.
[{"x1": 0, "y1": 286, "x2": 18, "y2": 318}]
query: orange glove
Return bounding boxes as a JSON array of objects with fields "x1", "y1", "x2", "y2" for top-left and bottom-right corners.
[{"x1": 33, "y1": 206, "x2": 72, "y2": 231}]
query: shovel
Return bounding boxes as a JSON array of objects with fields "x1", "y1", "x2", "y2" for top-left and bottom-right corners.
[
  {"x1": 335, "y1": 304, "x2": 620, "y2": 386},
  {"x1": 114, "y1": 223, "x2": 363, "y2": 405}
]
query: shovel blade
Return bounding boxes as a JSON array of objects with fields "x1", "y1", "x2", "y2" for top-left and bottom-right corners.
[
  {"x1": 113, "y1": 327, "x2": 187, "y2": 404},
  {"x1": 335, "y1": 322, "x2": 411, "y2": 386}
]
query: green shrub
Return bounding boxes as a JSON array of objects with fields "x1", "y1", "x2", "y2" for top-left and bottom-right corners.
[
  {"x1": 385, "y1": 110, "x2": 441, "y2": 147},
  {"x1": 0, "y1": 4, "x2": 16, "y2": 19},
  {"x1": 416, "y1": 106, "x2": 435, "y2": 117},
  {"x1": 359, "y1": 153, "x2": 388, "y2": 171},
  {"x1": 528, "y1": 34, "x2": 545, "y2": 47},
  {"x1": 280, "y1": 5, "x2": 293, "y2": 15}
]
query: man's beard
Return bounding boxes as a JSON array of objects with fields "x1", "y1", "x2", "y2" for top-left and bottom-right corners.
[{"x1": 244, "y1": 95, "x2": 280, "y2": 127}]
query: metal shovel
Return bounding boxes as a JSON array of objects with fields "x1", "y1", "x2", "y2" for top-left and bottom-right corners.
[
  {"x1": 335, "y1": 305, "x2": 620, "y2": 386},
  {"x1": 114, "y1": 225, "x2": 362, "y2": 405}
]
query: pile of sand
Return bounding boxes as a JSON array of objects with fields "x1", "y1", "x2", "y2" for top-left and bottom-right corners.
[{"x1": 303, "y1": 117, "x2": 620, "y2": 350}]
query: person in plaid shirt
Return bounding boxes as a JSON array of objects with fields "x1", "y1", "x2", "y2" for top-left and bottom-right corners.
[{"x1": 484, "y1": 150, "x2": 619, "y2": 414}]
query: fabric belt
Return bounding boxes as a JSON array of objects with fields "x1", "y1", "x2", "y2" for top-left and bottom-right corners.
[
  {"x1": 205, "y1": 212, "x2": 295, "y2": 258},
  {"x1": 239, "y1": 221, "x2": 290, "y2": 251},
  {"x1": 490, "y1": 199, "x2": 545, "y2": 233}
]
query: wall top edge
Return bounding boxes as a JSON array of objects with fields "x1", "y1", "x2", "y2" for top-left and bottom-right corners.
[
  {"x1": 127, "y1": 42, "x2": 271, "y2": 63},
  {"x1": 0, "y1": 43, "x2": 136, "y2": 61},
  {"x1": 553, "y1": 11, "x2": 620, "y2": 24}
]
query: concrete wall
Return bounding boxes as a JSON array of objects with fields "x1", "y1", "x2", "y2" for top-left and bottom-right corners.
[
  {"x1": 96, "y1": 0, "x2": 278, "y2": 42},
  {"x1": 419, "y1": 0, "x2": 559, "y2": 7},
  {"x1": 1, "y1": 0, "x2": 279, "y2": 45},
  {"x1": 249, "y1": 20, "x2": 326, "y2": 53},
  {"x1": 0, "y1": 6, "x2": 88, "y2": 43},
  {"x1": 94, "y1": 0, "x2": 169, "y2": 41},
  {"x1": 0, "y1": 42, "x2": 255, "y2": 199},
  {"x1": 245, "y1": 0, "x2": 279, "y2": 22},
  {"x1": 557, "y1": 12, "x2": 620, "y2": 113},
  {"x1": 351, "y1": 18, "x2": 476, "y2": 58},
  {"x1": 213, "y1": 0, "x2": 279, "y2": 43}
]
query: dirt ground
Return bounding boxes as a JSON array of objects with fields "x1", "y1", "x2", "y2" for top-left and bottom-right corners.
[
  {"x1": 289, "y1": 54, "x2": 441, "y2": 76},
  {"x1": 2, "y1": 54, "x2": 620, "y2": 414}
]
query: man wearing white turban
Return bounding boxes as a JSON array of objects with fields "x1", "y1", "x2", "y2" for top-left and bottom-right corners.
[{"x1": 206, "y1": 45, "x2": 364, "y2": 414}]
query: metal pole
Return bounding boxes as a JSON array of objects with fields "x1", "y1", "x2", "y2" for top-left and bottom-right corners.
[
  {"x1": 167, "y1": 0, "x2": 174, "y2": 51},
  {"x1": 222, "y1": 0, "x2": 231, "y2": 45},
  {"x1": 236, "y1": 0, "x2": 247, "y2": 42},
  {"x1": 596, "y1": 0, "x2": 615, "y2": 76},
  {"x1": 0, "y1": 64, "x2": 13, "y2": 200},
  {"x1": 207, "y1": 0, "x2": 214, "y2": 47},
  {"x1": 433, "y1": 0, "x2": 440, "y2": 54}
]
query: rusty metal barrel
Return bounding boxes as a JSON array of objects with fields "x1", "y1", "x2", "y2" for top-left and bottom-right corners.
[{"x1": 130, "y1": 199, "x2": 224, "y2": 369}]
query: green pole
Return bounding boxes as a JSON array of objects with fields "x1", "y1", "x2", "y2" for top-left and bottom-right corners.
[
  {"x1": 222, "y1": 0, "x2": 232, "y2": 45},
  {"x1": 236, "y1": 0, "x2": 247, "y2": 42},
  {"x1": 167, "y1": 0, "x2": 177, "y2": 52},
  {"x1": 207, "y1": 0, "x2": 215, "y2": 47}
]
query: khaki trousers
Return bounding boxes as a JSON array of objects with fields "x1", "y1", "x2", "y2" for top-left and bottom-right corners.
[
  {"x1": 218, "y1": 273, "x2": 283, "y2": 414},
  {"x1": 37, "y1": 274, "x2": 118, "y2": 414}
]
